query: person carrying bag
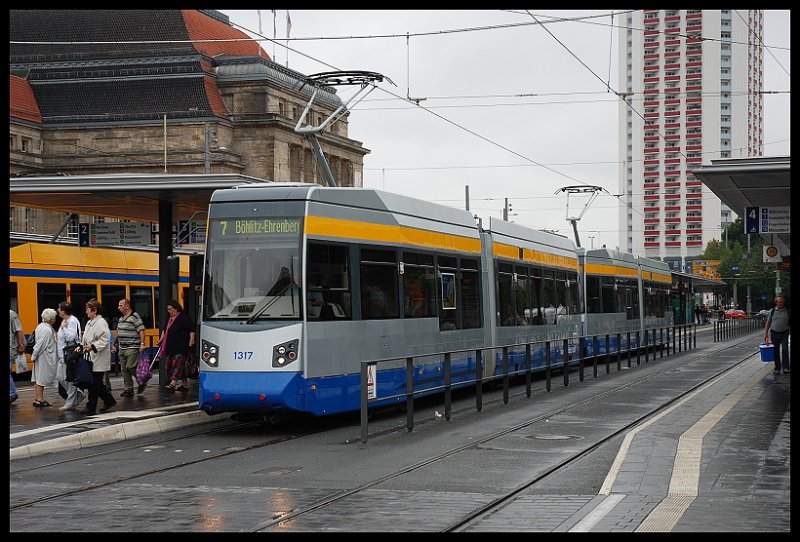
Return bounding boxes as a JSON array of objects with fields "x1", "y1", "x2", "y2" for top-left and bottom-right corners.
[{"x1": 135, "y1": 349, "x2": 153, "y2": 390}]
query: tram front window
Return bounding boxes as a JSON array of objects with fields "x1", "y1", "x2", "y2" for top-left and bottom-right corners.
[{"x1": 203, "y1": 217, "x2": 302, "y2": 321}]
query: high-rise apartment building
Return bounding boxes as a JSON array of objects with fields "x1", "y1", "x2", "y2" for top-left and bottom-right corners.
[{"x1": 618, "y1": 9, "x2": 764, "y2": 270}]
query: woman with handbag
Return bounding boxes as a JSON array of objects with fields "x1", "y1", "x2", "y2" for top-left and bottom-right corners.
[
  {"x1": 30, "y1": 308, "x2": 59, "y2": 407},
  {"x1": 158, "y1": 299, "x2": 195, "y2": 391},
  {"x1": 78, "y1": 299, "x2": 117, "y2": 414},
  {"x1": 56, "y1": 302, "x2": 86, "y2": 411}
]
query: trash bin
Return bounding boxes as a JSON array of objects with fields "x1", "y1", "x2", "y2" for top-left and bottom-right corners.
[{"x1": 759, "y1": 343, "x2": 775, "y2": 362}]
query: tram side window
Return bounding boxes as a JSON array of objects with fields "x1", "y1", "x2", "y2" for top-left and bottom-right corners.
[
  {"x1": 497, "y1": 263, "x2": 513, "y2": 327},
  {"x1": 555, "y1": 272, "x2": 568, "y2": 316},
  {"x1": 307, "y1": 243, "x2": 352, "y2": 320},
  {"x1": 530, "y1": 268, "x2": 543, "y2": 325},
  {"x1": 461, "y1": 258, "x2": 481, "y2": 329},
  {"x1": 542, "y1": 270, "x2": 557, "y2": 324},
  {"x1": 513, "y1": 266, "x2": 530, "y2": 326},
  {"x1": 643, "y1": 282, "x2": 654, "y2": 317},
  {"x1": 131, "y1": 287, "x2": 154, "y2": 329},
  {"x1": 401, "y1": 251, "x2": 436, "y2": 318},
  {"x1": 656, "y1": 287, "x2": 667, "y2": 317},
  {"x1": 437, "y1": 256, "x2": 458, "y2": 331},
  {"x1": 37, "y1": 282, "x2": 67, "y2": 330},
  {"x1": 70, "y1": 284, "x2": 98, "y2": 329},
  {"x1": 101, "y1": 285, "x2": 126, "y2": 330},
  {"x1": 360, "y1": 248, "x2": 399, "y2": 319},
  {"x1": 616, "y1": 280, "x2": 627, "y2": 316},
  {"x1": 601, "y1": 278, "x2": 616, "y2": 313},
  {"x1": 627, "y1": 279, "x2": 640, "y2": 320},
  {"x1": 586, "y1": 276, "x2": 602, "y2": 313},
  {"x1": 566, "y1": 272, "x2": 579, "y2": 314}
]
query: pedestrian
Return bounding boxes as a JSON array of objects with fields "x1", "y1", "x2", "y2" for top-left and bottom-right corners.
[
  {"x1": 701, "y1": 304, "x2": 709, "y2": 324},
  {"x1": 79, "y1": 298, "x2": 117, "y2": 414},
  {"x1": 693, "y1": 305, "x2": 701, "y2": 325},
  {"x1": 158, "y1": 299, "x2": 195, "y2": 391},
  {"x1": 763, "y1": 295, "x2": 790, "y2": 375},
  {"x1": 9, "y1": 309, "x2": 25, "y2": 404},
  {"x1": 113, "y1": 298, "x2": 146, "y2": 397},
  {"x1": 56, "y1": 302, "x2": 86, "y2": 411},
  {"x1": 31, "y1": 308, "x2": 59, "y2": 407}
]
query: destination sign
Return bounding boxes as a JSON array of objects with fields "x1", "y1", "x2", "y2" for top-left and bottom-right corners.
[{"x1": 215, "y1": 218, "x2": 301, "y2": 236}]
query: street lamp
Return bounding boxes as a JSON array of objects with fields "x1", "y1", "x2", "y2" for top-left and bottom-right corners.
[{"x1": 588, "y1": 236, "x2": 595, "y2": 249}]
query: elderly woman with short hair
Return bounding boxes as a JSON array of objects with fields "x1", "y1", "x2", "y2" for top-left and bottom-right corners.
[{"x1": 31, "y1": 307, "x2": 59, "y2": 407}]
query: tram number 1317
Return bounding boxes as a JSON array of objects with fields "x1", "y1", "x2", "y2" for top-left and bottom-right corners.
[{"x1": 233, "y1": 351, "x2": 254, "y2": 360}]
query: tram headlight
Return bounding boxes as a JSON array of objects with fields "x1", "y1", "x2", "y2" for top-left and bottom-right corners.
[
  {"x1": 201, "y1": 339, "x2": 219, "y2": 367},
  {"x1": 273, "y1": 339, "x2": 299, "y2": 367}
]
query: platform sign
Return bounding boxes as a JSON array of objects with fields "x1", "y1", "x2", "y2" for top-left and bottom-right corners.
[
  {"x1": 366, "y1": 363, "x2": 377, "y2": 400},
  {"x1": 745, "y1": 206, "x2": 790, "y2": 234},
  {"x1": 178, "y1": 220, "x2": 207, "y2": 245},
  {"x1": 745, "y1": 207, "x2": 759, "y2": 234},
  {"x1": 79, "y1": 222, "x2": 150, "y2": 246}
]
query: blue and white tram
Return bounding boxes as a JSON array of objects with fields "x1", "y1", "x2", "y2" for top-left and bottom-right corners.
[
  {"x1": 198, "y1": 183, "x2": 673, "y2": 419},
  {"x1": 581, "y1": 248, "x2": 673, "y2": 354},
  {"x1": 481, "y1": 218, "x2": 582, "y2": 374},
  {"x1": 199, "y1": 183, "x2": 487, "y2": 417}
]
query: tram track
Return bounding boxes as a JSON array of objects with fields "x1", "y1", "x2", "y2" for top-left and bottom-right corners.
[
  {"x1": 246, "y1": 334, "x2": 758, "y2": 531},
  {"x1": 9, "y1": 419, "x2": 327, "y2": 512},
  {"x1": 10, "y1": 331, "x2": 759, "y2": 532}
]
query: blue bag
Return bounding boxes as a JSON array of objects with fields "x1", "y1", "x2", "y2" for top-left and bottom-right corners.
[{"x1": 73, "y1": 354, "x2": 94, "y2": 390}]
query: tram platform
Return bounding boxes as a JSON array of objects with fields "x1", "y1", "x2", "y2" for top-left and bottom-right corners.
[
  {"x1": 9, "y1": 372, "x2": 216, "y2": 460},
  {"x1": 8, "y1": 326, "x2": 791, "y2": 532}
]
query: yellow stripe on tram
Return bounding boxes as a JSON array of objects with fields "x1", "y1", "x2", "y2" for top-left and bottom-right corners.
[
  {"x1": 584, "y1": 263, "x2": 640, "y2": 278},
  {"x1": 492, "y1": 242, "x2": 579, "y2": 272},
  {"x1": 305, "y1": 216, "x2": 482, "y2": 254}
]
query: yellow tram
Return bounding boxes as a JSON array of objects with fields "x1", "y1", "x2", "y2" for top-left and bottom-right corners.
[{"x1": 9, "y1": 242, "x2": 192, "y2": 373}]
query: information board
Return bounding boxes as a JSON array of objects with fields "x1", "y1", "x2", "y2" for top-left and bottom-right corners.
[
  {"x1": 745, "y1": 206, "x2": 790, "y2": 234},
  {"x1": 79, "y1": 222, "x2": 151, "y2": 246}
]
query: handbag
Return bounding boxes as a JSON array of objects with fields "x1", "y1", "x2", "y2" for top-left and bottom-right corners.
[
  {"x1": 186, "y1": 350, "x2": 199, "y2": 379},
  {"x1": 63, "y1": 343, "x2": 81, "y2": 382},
  {"x1": 73, "y1": 353, "x2": 94, "y2": 390},
  {"x1": 136, "y1": 350, "x2": 153, "y2": 385},
  {"x1": 24, "y1": 332, "x2": 36, "y2": 355},
  {"x1": 14, "y1": 354, "x2": 28, "y2": 374}
]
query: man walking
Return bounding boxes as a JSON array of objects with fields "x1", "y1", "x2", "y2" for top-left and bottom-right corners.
[
  {"x1": 9, "y1": 309, "x2": 25, "y2": 404},
  {"x1": 764, "y1": 295, "x2": 790, "y2": 375},
  {"x1": 112, "y1": 299, "x2": 146, "y2": 396}
]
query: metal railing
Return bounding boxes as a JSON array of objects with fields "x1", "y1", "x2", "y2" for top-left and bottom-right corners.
[
  {"x1": 360, "y1": 323, "x2": 697, "y2": 443},
  {"x1": 713, "y1": 316, "x2": 763, "y2": 342}
]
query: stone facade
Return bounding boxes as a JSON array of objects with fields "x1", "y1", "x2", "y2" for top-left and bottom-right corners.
[{"x1": 9, "y1": 10, "x2": 369, "y2": 237}]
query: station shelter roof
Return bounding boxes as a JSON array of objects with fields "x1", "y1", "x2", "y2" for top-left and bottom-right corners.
[{"x1": 692, "y1": 156, "x2": 790, "y2": 257}]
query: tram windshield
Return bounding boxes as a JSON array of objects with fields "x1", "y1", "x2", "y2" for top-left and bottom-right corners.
[{"x1": 203, "y1": 216, "x2": 303, "y2": 321}]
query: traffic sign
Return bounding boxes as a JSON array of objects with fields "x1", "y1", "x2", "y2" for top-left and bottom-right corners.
[
  {"x1": 366, "y1": 363, "x2": 377, "y2": 400},
  {"x1": 763, "y1": 245, "x2": 781, "y2": 263}
]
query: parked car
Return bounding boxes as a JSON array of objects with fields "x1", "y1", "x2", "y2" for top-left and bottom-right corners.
[
  {"x1": 756, "y1": 309, "x2": 771, "y2": 321},
  {"x1": 724, "y1": 309, "x2": 747, "y2": 319}
]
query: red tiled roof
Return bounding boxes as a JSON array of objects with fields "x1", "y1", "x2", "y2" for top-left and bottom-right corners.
[
  {"x1": 204, "y1": 76, "x2": 230, "y2": 117},
  {"x1": 9, "y1": 75, "x2": 42, "y2": 123},
  {"x1": 182, "y1": 10, "x2": 270, "y2": 60}
]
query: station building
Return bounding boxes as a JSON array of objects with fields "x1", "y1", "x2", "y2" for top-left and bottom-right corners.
[{"x1": 9, "y1": 9, "x2": 369, "y2": 237}]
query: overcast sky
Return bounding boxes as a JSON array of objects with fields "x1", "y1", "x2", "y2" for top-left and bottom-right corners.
[{"x1": 221, "y1": 9, "x2": 790, "y2": 251}]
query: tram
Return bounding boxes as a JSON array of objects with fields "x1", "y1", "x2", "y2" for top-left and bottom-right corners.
[
  {"x1": 9, "y1": 242, "x2": 191, "y2": 373},
  {"x1": 197, "y1": 183, "x2": 674, "y2": 419}
]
